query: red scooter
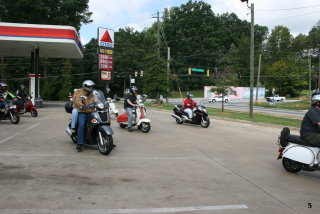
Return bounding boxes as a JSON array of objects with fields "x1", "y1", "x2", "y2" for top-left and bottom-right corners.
[{"x1": 16, "y1": 97, "x2": 38, "y2": 117}]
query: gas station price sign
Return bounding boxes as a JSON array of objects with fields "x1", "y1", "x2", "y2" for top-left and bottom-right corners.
[{"x1": 98, "y1": 28, "x2": 114, "y2": 82}]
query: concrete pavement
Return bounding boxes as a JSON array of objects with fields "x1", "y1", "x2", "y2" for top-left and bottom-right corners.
[{"x1": 0, "y1": 102, "x2": 319, "y2": 214}]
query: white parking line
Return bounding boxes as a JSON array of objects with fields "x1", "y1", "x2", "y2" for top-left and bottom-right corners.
[
  {"x1": 0, "y1": 205, "x2": 248, "y2": 214},
  {"x1": 0, "y1": 123, "x2": 41, "y2": 144}
]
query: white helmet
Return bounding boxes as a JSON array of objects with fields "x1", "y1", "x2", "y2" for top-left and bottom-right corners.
[
  {"x1": 312, "y1": 92, "x2": 320, "y2": 104},
  {"x1": 82, "y1": 80, "x2": 95, "y2": 92}
]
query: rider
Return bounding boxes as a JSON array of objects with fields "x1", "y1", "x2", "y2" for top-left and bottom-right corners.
[
  {"x1": 124, "y1": 86, "x2": 139, "y2": 132},
  {"x1": 72, "y1": 80, "x2": 96, "y2": 151},
  {"x1": 183, "y1": 93, "x2": 197, "y2": 120},
  {"x1": 0, "y1": 82, "x2": 8, "y2": 110},
  {"x1": 300, "y1": 91, "x2": 320, "y2": 147},
  {"x1": 0, "y1": 83, "x2": 23, "y2": 112},
  {"x1": 16, "y1": 84, "x2": 28, "y2": 112},
  {"x1": 103, "y1": 87, "x2": 114, "y2": 99}
]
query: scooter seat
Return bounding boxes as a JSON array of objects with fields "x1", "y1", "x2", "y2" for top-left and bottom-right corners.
[{"x1": 288, "y1": 134, "x2": 312, "y2": 146}]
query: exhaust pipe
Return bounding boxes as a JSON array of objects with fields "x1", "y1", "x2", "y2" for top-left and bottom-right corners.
[{"x1": 171, "y1": 114, "x2": 182, "y2": 122}]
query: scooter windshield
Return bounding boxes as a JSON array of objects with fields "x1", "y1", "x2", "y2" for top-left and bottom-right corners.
[{"x1": 93, "y1": 90, "x2": 108, "y2": 110}]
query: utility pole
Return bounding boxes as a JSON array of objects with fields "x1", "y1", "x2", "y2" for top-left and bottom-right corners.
[
  {"x1": 240, "y1": 0, "x2": 254, "y2": 118},
  {"x1": 157, "y1": 11, "x2": 160, "y2": 56},
  {"x1": 255, "y1": 53, "x2": 261, "y2": 104},
  {"x1": 318, "y1": 56, "x2": 320, "y2": 91},
  {"x1": 166, "y1": 47, "x2": 170, "y2": 103},
  {"x1": 308, "y1": 50, "x2": 312, "y2": 94}
]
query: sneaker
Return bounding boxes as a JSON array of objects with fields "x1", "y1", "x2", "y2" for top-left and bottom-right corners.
[
  {"x1": 76, "y1": 144, "x2": 82, "y2": 152},
  {"x1": 128, "y1": 127, "x2": 133, "y2": 132},
  {"x1": 71, "y1": 128, "x2": 76, "y2": 134}
]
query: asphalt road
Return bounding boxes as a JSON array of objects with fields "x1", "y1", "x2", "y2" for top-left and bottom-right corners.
[{"x1": 0, "y1": 102, "x2": 319, "y2": 214}]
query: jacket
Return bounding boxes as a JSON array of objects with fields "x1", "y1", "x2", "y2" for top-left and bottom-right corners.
[
  {"x1": 183, "y1": 98, "x2": 197, "y2": 110},
  {"x1": 72, "y1": 88, "x2": 95, "y2": 113}
]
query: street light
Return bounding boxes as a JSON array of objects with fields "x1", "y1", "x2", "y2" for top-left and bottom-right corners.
[{"x1": 240, "y1": 0, "x2": 254, "y2": 118}]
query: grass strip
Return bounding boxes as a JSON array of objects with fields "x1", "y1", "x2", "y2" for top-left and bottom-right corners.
[{"x1": 145, "y1": 102, "x2": 302, "y2": 128}]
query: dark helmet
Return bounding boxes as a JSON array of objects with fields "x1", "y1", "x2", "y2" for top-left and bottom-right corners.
[
  {"x1": 105, "y1": 87, "x2": 111, "y2": 93},
  {"x1": 129, "y1": 86, "x2": 138, "y2": 94},
  {"x1": 311, "y1": 91, "x2": 320, "y2": 105},
  {"x1": 187, "y1": 93, "x2": 194, "y2": 99},
  {"x1": 19, "y1": 84, "x2": 25, "y2": 89},
  {"x1": 82, "y1": 80, "x2": 95, "y2": 92}
]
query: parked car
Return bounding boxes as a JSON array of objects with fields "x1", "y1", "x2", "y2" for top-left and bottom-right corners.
[
  {"x1": 266, "y1": 95, "x2": 286, "y2": 102},
  {"x1": 208, "y1": 96, "x2": 230, "y2": 103}
]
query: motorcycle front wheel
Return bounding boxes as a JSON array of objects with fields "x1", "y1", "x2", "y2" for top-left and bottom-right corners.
[
  {"x1": 140, "y1": 122, "x2": 151, "y2": 133},
  {"x1": 200, "y1": 117, "x2": 210, "y2": 128},
  {"x1": 282, "y1": 157, "x2": 302, "y2": 173},
  {"x1": 10, "y1": 112, "x2": 20, "y2": 124},
  {"x1": 97, "y1": 130, "x2": 113, "y2": 155}
]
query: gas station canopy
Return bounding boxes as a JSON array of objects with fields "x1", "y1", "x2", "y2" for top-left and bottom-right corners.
[{"x1": 0, "y1": 22, "x2": 83, "y2": 59}]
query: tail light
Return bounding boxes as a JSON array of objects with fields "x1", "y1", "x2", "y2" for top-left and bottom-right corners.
[{"x1": 277, "y1": 147, "x2": 283, "y2": 160}]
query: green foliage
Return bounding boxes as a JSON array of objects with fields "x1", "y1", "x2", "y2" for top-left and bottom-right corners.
[
  {"x1": 264, "y1": 60, "x2": 308, "y2": 97},
  {"x1": 141, "y1": 54, "x2": 168, "y2": 104}
]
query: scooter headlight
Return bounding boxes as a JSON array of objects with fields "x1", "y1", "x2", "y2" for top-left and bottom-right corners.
[{"x1": 97, "y1": 103, "x2": 104, "y2": 109}]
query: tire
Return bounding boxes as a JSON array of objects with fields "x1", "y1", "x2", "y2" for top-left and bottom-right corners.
[
  {"x1": 281, "y1": 99, "x2": 284, "y2": 102},
  {"x1": 97, "y1": 130, "x2": 113, "y2": 155},
  {"x1": 282, "y1": 158, "x2": 302, "y2": 173},
  {"x1": 10, "y1": 112, "x2": 20, "y2": 124},
  {"x1": 280, "y1": 127, "x2": 290, "y2": 147},
  {"x1": 140, "y1": 122, "x2": 151, "y2": 133},
  {"x1": 176, "y1": 118, "x2": 183, "y2": 124},
  {"x1": 201, "y1": 117, "x2": 210, "y2": 128},
  {"x1": 212, "y1": 99, "x2": 216, "y2": 103},
  {"x1": 31, "y1": 110, "x2": 38, "y2": 117},
  {"x1": 120, "y1": 123, "x2": 126, "y2": 128},
  {"x1": 225, "y1": 99, "x2": 229, "y2": 103}
]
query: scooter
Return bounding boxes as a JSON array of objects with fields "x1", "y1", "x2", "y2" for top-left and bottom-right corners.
[
  {"x1": 277, "y1": 127, "x2": 320, "y2": 173},
  {"x1": 117, "y1": 95, "x2": 151, "y2": 133},
  {"x1": 172, "y1": 104, "x2": 210, "y2": 128},
  {"x1": 65, "y1": 90, "x2": 114, "y2": 155},
  {"x1": 16, "y1": 96, "x2": 38, "y2": 117},
  {"x1": 0, "y1": 101, "x2": 20, "y2": 124},
  {"x1": 107, "y1": 96, "x2": 120, "y2": 117}
]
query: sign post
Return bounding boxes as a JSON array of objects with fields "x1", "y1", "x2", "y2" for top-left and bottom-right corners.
[{"x1": 98, "y1": 28, "x2": 114, "y2": 82}]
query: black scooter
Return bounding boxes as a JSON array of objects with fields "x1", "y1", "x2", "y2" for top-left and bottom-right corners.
[
  {"x1": 171, "y1": 104, "x2": 210, "y2": 128},
  {"x1": 65, "y1": 90, "x2": 114, "y2": 155},
  {"x1": 0, "y1": 101, "x2": 20, "y2": 124}
]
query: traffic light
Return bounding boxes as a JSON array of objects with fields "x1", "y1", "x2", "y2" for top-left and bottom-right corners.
[
  {"x1": 140, "y1": 70, "x2": 143, "y2": 77},
  {"x1": 207, "y1": 69, "x2": 210, "y2": 77},
  {"x1": 188, "y1": 67, "x2": 191, "y2": 75},
  {"x1": 134, "y1": 71, "x2": 138, "y2": 77}
]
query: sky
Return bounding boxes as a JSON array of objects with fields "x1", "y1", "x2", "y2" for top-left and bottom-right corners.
[{"x1": 79, "y1": 0, "x2": 320, "y2": 45}]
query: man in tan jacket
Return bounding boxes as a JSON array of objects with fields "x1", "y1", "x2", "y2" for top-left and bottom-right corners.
[{"x1": 73, "y1": 80, "x2": 96, "y2": 151}]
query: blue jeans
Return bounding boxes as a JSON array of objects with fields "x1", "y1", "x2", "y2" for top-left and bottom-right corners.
[
  {"x1": 0, "y1": 102, "x2": 8, "y2": 109},
  {"x1": 125, "y1": 107, "x2": 134, "y2": 128},
  {"x1": 71, "y1": 108, "x2": 78, "y2": 129},
  {"x1": 77, "y1": 113, "x2": 90, "y2": 145}
]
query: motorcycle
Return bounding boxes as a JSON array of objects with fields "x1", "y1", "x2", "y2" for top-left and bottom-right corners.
[
  {"x1": 117, "y1": 94, "x2": 151, "y2": 133},
  {"x1": 107, "y1": 95, "x2": 120, "y2": 117},
  {"x1": 277, "y1": 127, "x2": 320, "y2": 173},
  {"x1": 171, "y1": 104, "x2": 210, "y2": 128},
  {"x1": 0, "y1": 101, "x2": 20, "y2": 124},
  {"x1": 16, "y1": 96, "x2": 38, "y2": 117},
  {"x1": 65, "y1": 90, "x2": 114, "y2": 155}
]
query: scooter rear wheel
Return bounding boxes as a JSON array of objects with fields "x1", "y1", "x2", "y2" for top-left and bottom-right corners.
[
  {"x1": 282, "y1": 157, "x2": 302, "y2": 173},
  {"x1": 31, "y1": 110, "x2": 38, "y2": 117},
  {"x1": 97, "y1": 130, "x2": 113, "y2": 155}
]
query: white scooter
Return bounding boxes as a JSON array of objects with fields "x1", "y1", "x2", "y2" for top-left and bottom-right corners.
[
  {"x1": 116, "y1": 94, "x2": 151, "y2": 133},
  {"x1": 107, "y1": 96, "x2": 120, "y2": 117},
  {"x1": 277, "y1": 127, "x2": 320, "y2": 173}
]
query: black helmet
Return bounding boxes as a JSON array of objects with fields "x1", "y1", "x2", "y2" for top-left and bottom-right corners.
[
  {"x1": 129, "y1": 86, "x2": 138, "y2": 94},
  {"x1": 105, "y1": 87, "x2": 111, "y2": 93},
  {"x1": 311, "y1": 91, "x2": 320, "y2": 105},
  {"x1": 82, "y1": 80, "x2": 95, "y2": 92}
]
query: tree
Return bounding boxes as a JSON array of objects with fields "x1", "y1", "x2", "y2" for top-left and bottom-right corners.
[
  {"x1": 308, "y1": 20, "x2": 320, "y2": 55},
  {"x1": 265, "y1": 26, "x2": 293, "y2": 63},
  {"x1": 141, "y1": 54, "x2": 168, "y2": 104},
  {"x1": 264, "y1": 60, "x2": 307, "y2": 97}
]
